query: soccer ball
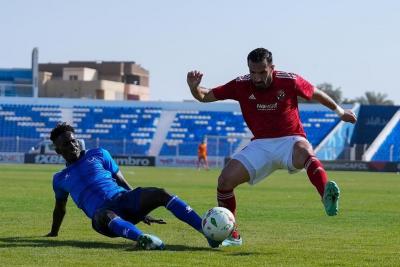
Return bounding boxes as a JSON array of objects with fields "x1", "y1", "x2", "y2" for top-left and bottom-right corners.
[{"x1": 202, "y1": 207, "x2": 236, "y2": 241}]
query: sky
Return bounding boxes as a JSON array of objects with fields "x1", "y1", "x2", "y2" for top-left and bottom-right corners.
[{"x1": 1, "y1": 0, "x2": 400, "y2": 104}]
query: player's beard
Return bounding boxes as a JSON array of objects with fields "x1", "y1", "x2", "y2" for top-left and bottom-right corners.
[{"x1": 254, "y1": 74, "x2": 273, "y2": 90}]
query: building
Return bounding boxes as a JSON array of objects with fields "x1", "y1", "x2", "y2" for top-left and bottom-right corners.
[
  {"x1": 39, "y1": 61, "x2": 150, "y2": 100},
  {"x1": 0, "y1": 69, "x2": 33, "y2": 97}
]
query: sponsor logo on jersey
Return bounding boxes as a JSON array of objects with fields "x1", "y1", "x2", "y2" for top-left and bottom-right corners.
[
  {"x1": 256, "y1": 103, "x2": 278, "y2": 111},
  {"x1": 248, "y1": 94, "x2": 256, "y2": 100}
]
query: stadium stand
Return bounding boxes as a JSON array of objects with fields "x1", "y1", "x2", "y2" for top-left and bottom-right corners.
[
  {"x1": 0, "y1": 69, "x2": 33, "y2": 97},
  {"x1": 6, "y1": 97, "x2": 399, "y2": 162},
  {"x1": 348, "y1": 105, "x2": 399, "y2": 160},
  {"x1": 350, "y1": 105, "x2": 399, "y2": 145},
  {"x1": 300, "y1": 110, "x2": 340, "y2": 147},
  {"x1": 159, "y1": 109, "x2": 341, "y2": 157},
  {"x1": 159, "y1": 110, "x2": 249, "y2": 156},
  {"x1": 72, "y1": 106, "x2": 161, "y2": 155},
  {"x1": 372, "y1": 121, "x2": 400, "y2": 161},
  {"x1": 0, "y1": 104, "x2": 61, "y2": 151},
  {"x1": 0, "y1": 98, "x2": 345, "y2": 156}
]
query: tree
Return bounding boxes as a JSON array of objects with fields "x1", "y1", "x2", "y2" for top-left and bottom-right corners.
[
  {"x1": 298, "y1": 82, "x2": 343, "y2": 103},
  {"x1": 353, "y1": 91, "x2": 394, "y2": 105},
  {"x1": 316, "y1": 83, "x2": 343, "y2": 104}
]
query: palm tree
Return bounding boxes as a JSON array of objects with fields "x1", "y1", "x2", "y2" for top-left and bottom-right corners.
[
  {"x1": 298, "y1": 82, "x2": 342, "y2": 103},
  {"x1": 354, "y1": 91, "x2": 394, "y2": 105}
]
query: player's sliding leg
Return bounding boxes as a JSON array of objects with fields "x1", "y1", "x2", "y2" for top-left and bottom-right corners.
[
  {"x1": 163, "y1": 192, "x2": 222, "y2": 248},
  {"x1": 109, "y1": 217, "x2": 165, "y2": 250},
  {"x1": 92, "y1": 209, "x2": 164, "y2": 250},
  {"x1": 138, "y1": 187, "x2": 220, "y2": 248},
  {"x1": 137, "y1": 187, "x2": 201, "y2": 232},
  {"x1": 165, "y1": 195, "x2": 203, "y2": 232},
  {"x1": 217, "y1": 159, "x2": 250, "y2": 246}
]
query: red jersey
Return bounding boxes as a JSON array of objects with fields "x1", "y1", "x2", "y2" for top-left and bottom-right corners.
[{"x1": 212, "y1": 70, "x2": 314, "y2": 139}]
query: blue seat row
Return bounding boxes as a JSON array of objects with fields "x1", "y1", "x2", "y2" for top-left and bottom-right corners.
[{"x1": 372, "y1": 121, "x2": 400, "y2": 161}]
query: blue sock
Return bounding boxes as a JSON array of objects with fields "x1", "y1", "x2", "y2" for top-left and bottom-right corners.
[
  {"x1": 108, "y1": 217, "x2": 143, "y2": 241},
  {"x1": 166, "y1": 196, "x2": 202, "y2": 232}
]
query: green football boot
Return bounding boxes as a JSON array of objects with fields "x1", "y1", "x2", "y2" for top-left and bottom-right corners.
[
  {"x1": 137, "y1": 234, "x2": 165, "y2": 250},
  {"x1": 323, "y1": 181, "x2": 340, "y2": 216},
  {"x1": 221, "y1": 229, "x2": 243, "y2": 247}
]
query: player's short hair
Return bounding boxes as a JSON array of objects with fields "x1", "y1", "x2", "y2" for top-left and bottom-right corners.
[
  {"x1": 50, "y1": 122, "x2": 75, "y2": 143},
  {"x1": 247, "y1": 48, "x2": 273, "y2": 64}
]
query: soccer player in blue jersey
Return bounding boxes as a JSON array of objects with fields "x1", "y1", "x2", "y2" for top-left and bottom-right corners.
[{"x1": 45, "y1": 122, "x2": 218, "y2": 250}]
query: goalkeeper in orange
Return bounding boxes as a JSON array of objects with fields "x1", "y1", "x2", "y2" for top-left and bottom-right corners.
[{"x1": 197, "y1": 140, "x2": 209, "y2": 171}]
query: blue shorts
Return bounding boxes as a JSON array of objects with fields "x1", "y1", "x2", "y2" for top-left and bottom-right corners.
[{"x1": 92, "y1": 187, "x2": 145, "y2": 237}]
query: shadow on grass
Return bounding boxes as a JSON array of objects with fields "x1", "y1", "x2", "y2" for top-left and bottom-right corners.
[
  {"x1": 129, "y1": 244, "x2": 219, "y2": 252},
  {"x1": 228, "y1": 251, "x2": 278, "y2": 256},
  {"x1": 0, "y1": 236, "x2": 217, "y2": 252},
  {"x1": 0, "y1": 236, "x2": 124, "y2": 250}
]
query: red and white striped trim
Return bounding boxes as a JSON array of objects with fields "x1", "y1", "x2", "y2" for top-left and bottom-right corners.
[
  {"x1": 217, "y1": 191, "x2": 235, "y2": 200},
  {"x1": 235, "y1": 74, "x2": 251, "y2": 81},
  {"x1": 304, "y1": 156, "x2": 317, "y2": 170},
  {"x1": 275, "y1": 71, "x2": 296, "y2": 80}
]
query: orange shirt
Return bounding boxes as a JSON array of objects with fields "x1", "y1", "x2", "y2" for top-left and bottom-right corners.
[{"x1": 198, "y1": 143, "x2": 207, "y2": 157}]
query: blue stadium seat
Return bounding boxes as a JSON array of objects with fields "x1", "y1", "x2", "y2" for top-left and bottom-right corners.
[
  {"x1": 160, "y1": 110, "x2": 340, "y2": 157},
  {"x1": 0, "y1": 104, "x2": 61, "y2": 152},
  {"x1": 72, "y1": 106, "x2": 161, "y2": 155},
  {"x1": 372, "y1": 121, "x2": 400, "y2": 161},
  {"x1": 159, "y1": 111, "x2": 248, "y2": 156},
  {"x1": 300, "y1": 110, "x2": 340, "y2": 147}
]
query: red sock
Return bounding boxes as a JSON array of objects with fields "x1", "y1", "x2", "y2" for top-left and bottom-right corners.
[
  {"x1": 217, "y1": 188, "x2": 240, "y2": 238},
  {"x1": 217, "y1": 188, "x2": 236, "y2": 216},
  {"x1": 304, "y1": 155, "x2": 328, "y2": 198}
]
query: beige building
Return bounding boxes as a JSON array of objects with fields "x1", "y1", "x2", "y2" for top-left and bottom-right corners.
[{"x1": 39, "y1": 61, "x2": 150, "y2": 100}]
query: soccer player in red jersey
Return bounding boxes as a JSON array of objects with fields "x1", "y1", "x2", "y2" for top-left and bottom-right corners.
[{"x1": 187, "y1": 48, "x2": 357, "y2": 247}]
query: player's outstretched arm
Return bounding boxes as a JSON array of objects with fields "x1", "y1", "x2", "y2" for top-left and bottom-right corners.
[
  {"x1": 113, "y1": 170, "x2": 133, "y2": 191},
  {"x1": 312, "y1": 88, "x2": 357, "y2": 124},
  {"x1": 187, "y1": 70, "x2": 218, "y2": 102},
  {"x1": 45, "y1": 199, "x2": 67, "y2": 237}
]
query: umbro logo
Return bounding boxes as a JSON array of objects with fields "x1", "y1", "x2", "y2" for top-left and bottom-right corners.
[{"x1": 248, "y1": 94, "x2": 256, "y2": 100}]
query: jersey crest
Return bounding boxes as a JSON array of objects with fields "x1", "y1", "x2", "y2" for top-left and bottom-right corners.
[{"x1": 276, "y1": 89, "x2": 286, "y2": 101}]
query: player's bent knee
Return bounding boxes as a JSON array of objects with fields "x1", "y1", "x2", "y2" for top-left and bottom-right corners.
[
  {"x1": 293, "y1": 141, "x2": 314, "y2": 168},
  {"x1": 144, "y1": 187, "x2": 173, "y2": 206},
  {"x1": 218, "y1": 174, "x2": 237, "y2": 191},
  {"x1": 93, "y1": 209, "x2": 118, "y2": 228}
]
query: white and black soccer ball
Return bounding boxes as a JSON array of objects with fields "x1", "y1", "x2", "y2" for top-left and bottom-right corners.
[{"x1": 202, "y1": 207, "x2": 236, "y2": 241}]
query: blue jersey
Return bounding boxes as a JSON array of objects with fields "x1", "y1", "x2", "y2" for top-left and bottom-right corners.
[{"x1": 52, "y1": 148, "x2": 127, "y2": 218}]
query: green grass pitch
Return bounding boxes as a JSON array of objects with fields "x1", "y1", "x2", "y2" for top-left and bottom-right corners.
[{"x1": 0, "y1": 164, "x2": 399, "y2": 266}]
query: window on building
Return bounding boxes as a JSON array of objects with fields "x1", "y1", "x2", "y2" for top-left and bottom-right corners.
[
  {"x1": 69, "y1": 75, "x2": 78, "y2": 80},
  {"x1": 125, "y1": 74, "x2": 140, "y2": 85}
]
